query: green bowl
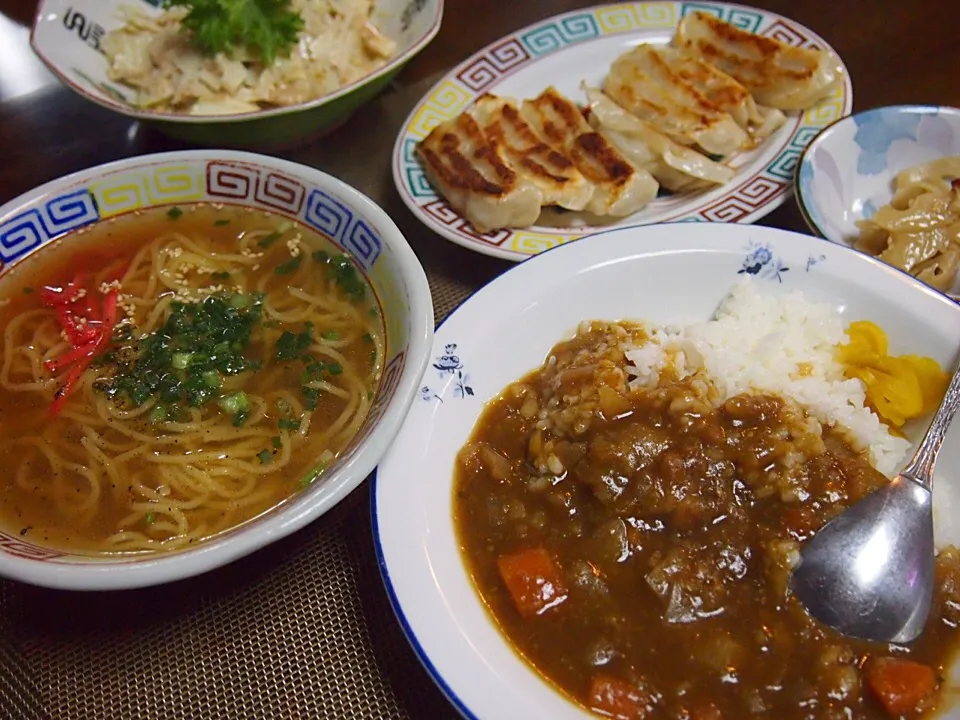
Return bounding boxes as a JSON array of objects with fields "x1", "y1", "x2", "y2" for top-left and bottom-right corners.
[{"x1": 31, "y1": 0, "x2": 443, "y2": 148}]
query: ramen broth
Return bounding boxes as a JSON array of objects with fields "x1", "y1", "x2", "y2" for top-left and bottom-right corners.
[{"x1": 0, "y1": 204, "x2": 384, "y2": 554}]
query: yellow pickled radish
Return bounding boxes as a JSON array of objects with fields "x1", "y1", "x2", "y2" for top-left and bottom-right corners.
[
  {"x1": 837, "y1": 321, "x2": 948, "y2": 427},
  {"x1": 847, "y1": 320, "x2": 889, "y2": 356},
  {"x1": 901, "y1": 355, "x2": 950, "y2": 412},
  {"x1": 871, "y1": 372, "x2": 924, "y2": 427}
]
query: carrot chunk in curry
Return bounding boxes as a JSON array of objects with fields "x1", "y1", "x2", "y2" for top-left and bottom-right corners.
[
  {"x1": 588, "y1": 674, "x2": 654, "y2": 719},
  {"x1": 497, "y1": 547, "x2": 568, "y2": 618},
  {"x1": 865, "y1": 657, "x2": 938, "y2": 716}
]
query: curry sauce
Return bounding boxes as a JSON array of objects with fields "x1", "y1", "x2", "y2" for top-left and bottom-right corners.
[{"x1": 454, "y1": 322, "x2": 960, "y2": 719}]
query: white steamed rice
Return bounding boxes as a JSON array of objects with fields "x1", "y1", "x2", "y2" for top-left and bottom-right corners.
[{"x1": 624, "y1": 278, "x2": 911, "y2": 477}]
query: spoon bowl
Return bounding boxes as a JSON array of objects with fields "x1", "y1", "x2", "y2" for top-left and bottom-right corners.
[
  {"x1": 792, "y1": 361, "x2": 960, "y2": 643},
  {"x1": 792, "y1": 476, "x2": 934, "y2": 643}
]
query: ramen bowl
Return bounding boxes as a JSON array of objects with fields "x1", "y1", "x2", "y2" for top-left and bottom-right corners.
[
  {"x1": 30, "y1": 0, "x2": 443, "y2": 148},
  {"x1": 796, "y1": 104, "x2": 960, "y2": 246},
  {"x1": 373, "y1": 223, "x2": 960, "y2": 719},
  {"x1": 0, "y1": 150, "x2": 434, "y2": 590}
]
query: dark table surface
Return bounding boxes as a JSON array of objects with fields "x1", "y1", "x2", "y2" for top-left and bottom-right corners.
[{"x1": 0, "y1": 1, "x2": 958, "y2": 718}]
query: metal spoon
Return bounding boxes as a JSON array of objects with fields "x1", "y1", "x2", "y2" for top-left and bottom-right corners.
[{"x1": 791, "y1": 359, "x2": 960, "y2": 643}]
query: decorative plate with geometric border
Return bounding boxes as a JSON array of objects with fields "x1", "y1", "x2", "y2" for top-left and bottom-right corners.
[
  {"x1": 392, "y1": 1, "x2": 853, "y2": 262},
  {"x1": 0, "y1": 151, "x2": 434, "y2": 592}
]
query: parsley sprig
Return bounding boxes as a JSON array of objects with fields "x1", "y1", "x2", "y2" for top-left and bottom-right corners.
[{"x1": 165, "y1": 0, "x2": 305, "y2": 66}]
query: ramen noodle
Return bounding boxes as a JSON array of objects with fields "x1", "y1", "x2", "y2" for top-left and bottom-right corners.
[{"x1": 0, "y1": 205, "x2": 384, "y2": 554}]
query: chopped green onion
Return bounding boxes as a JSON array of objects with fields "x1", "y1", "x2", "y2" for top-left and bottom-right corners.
[
  {"x1": 148, "y1": 405, "x2": 167, "y2": 424},
  {"x1": 277, "y1": 398, "x2": 293, "y2": 415},
  {"x1": 274, "y1": 255, "x2": 303, "y2": 276},
  {"x1": 362, "y1": 333, "x2": 373, "y2": 344},
  {"x1": 212, "y1": 271, "x2": 231, "y2": 281},
  {"x1": 275, "y1": 327, "x2": 313, "y2": 361},
  {"x1": 302, "y1": 386, "x2": 320, "y2": 410},
  {"x1": 331, "y1": 255, "x2": 365, "y2": 299},
  {"x1": 327, "y1": 362, "x2": 342, "y2": 376},
  {"x1": 258, "y1": 231, "x2": 283, "y2": 248},
  {"x1": 172, "y1": 352, "x2": 193, "y2": 370},
  {"x1": 229, "y1": 293, "x2": 250, "y2": 309},
  {"x1": 272, "y1": 436, "x2": 282, "y2": 449},
  {"x1": 368, "y1": 307, "x2": 378, "y2": 317},
  {"x1": 321, "y1": 330, "x2": 340, "y2": 341},
  {"x1": 257, "y1": 449, "x2": 272, "y2": 464},
  {"x1": 298, "y1": 463, "x2": 326, "y2": 488},
  {"x1": 218, "y1": 390, "x2": 250, "y2": 415},
  {"x1": 312, "y1": 250, "x2": 329, "y2": 263},
  {"x1": 278, "y1": 418, "x2": 300, "y2": 431},
  {"x1": 232, "y1": 409, "x2": 249, "y2": 427},
  {"x1": 93, "y1": 291, "x2": 264, "y2": 414},
  {"x1": 145, "y1": 512, "x2": 156, "y2": 525},
  {"x1": 167, "y1": 206, "x2": 183, "y2": 220},
  {"x1": 214, "y1": 219, "x2": 230, "y2": 227}
]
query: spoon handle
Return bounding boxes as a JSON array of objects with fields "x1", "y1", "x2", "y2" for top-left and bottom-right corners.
[{"x1": 902, "y1": 357, "x2": 960, "y2": 488}]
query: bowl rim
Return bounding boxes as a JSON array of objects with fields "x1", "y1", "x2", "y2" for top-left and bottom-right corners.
[
  {"x1": 371, "y1": 221, "x2": 960, "y2": 720},
  {"x1": 0, "y1": 149, "x2": 435, "y2": 591},
  {"x1": 29, "y1": 0, "x2": 444, "y2": 124},
  {"x1": 794, "y1": 103, "x2": 960, "y2": 242}
]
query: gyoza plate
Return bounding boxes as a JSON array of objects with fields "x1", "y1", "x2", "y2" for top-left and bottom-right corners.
[
  {"x1": 392, "y1": 2, "x2": 854, "y2": 262},
  {"x1": 373, "y1": 223, "x2": 960, "y2": 719}
]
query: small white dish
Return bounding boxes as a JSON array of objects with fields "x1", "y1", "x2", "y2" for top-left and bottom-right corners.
[
  {"x1": 796, "y1": 105, "x2": 960, "y2": 294},
  {"x1": 373, "y1": 222, "x2": 960, "y2": 719},
  {"x1": 0, "y1": 150, "x2": 434, "y2": 590},
  {"x1": 392, "y1": 1, "x2": 853, "y2": 262}
]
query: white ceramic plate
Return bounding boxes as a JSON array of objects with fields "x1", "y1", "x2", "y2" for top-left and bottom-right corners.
[
  {"x1": 373, "y1": 223, "x2": 960, "y2": 719},
  {"x1": 392, "y1": 2, "x2": 853, "y2": 262}
]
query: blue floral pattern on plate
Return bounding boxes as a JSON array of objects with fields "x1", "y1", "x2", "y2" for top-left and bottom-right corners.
[
  {"x1": 420, "y1": 344, "x2": 474, "y2": 402},
  {"x1": 737, "y1": 243, "x2": 826, "y2": 282},
  {"x1": 738, "y1": 242, "x2": 790, "y2": 282}
]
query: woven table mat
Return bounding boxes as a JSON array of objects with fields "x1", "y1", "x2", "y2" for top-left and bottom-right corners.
[{"x1": 0, "y1": 73, "x2": 513, "y2": 720}]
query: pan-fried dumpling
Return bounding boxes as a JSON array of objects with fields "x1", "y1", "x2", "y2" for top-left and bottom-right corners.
[
  {"x1": 519, "y1": 87, "x2": 659, "y2": 217},
  {"x1": 674, "y1": 11, "x2": 845, "y2": 111},
  {"x1": 653, "y1": 46, "x2": 785, "y2": 143},
  {"x1": 582, "y1": 85, "x2": 734, "y2": 192},
  {"x1": 603, "y1": 44, "x2": 749, "y2": 157},
  {"x1": 417, "y1": 113, "x2": 543, "y2": 234},
  {"x1": 469, "y1": 94, "x2": 594, "y2": 212}
]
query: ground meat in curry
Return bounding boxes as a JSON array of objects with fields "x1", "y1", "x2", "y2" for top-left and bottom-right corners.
[{"x1": 454, "y1": 322, "x2": 960, "y2": 719}]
